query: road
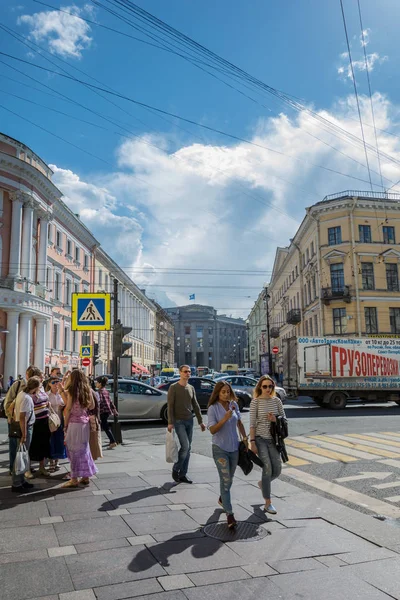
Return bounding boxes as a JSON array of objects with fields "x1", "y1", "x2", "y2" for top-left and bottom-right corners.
[{"x1": 1, "y1": 397, "x2": 400, "y2": 519}]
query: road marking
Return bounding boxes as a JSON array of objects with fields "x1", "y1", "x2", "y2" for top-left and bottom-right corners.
[
  {"x1": 329, "y1": 435, "x2": 400, "y2": 458},
  {"x1": 308, "y1": 435, "x2": 390, "y2": 458},
  {"x1": 302, "y1": 436, "x2": 377, "y2": 460},
  {"x1": 285, "y1": 455, "x2": 310, "y2": 467},
  {"x1": 385, "y1": 495, "x2": 400, "y2": 503},
  {"x1": 284, "y1": 467, "x2": 400, "y2": 519},
  {"x1": 285, "y1": 439, "x2": 357, "y2": 462},
  {"x1": 348, "y1": 433, "x2": 400, "y2": 448},
  {"x1": 335, "y1": 472, "x2": 392, "y2": 483},
  {"x1": 373, "y1": 480, "x2": 400, "y2": 489},
  {"x1": 284, "y1": 445, "x2": 333, "y2": 464},
  {"x1": 381, "y1": 432, "x2": 400, "y2": 440},
  {"x1": 378, "y1": 459, "x2": 400, "y2": 469}
]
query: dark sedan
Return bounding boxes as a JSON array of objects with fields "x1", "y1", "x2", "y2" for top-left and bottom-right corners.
[{"x1": 157, "y1": 376, "x2": 251, "y2": 411}]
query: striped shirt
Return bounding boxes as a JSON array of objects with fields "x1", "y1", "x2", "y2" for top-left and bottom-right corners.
[
  {"x1": 32, "y1": 388, "x2": 50, "y2": 420},
  {"x1": 249, "y1": 396, "x2": 286, "y2": 440}
]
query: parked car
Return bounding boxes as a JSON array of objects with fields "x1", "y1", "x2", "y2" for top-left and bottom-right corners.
[
  {"x1": 215, "y1": 375, "x2": 287, "y2": 404},
  {"x1": 157, "y1": 376, "x2": 252, "y2": 411},
  {"x1": 106, "y1": 379, "x2": 169, "y2": 423}
]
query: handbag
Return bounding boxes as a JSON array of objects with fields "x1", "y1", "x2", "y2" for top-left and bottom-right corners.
[
  {"x1": 237, "y1": 440, "x2": 253, "y2": 475},
  {"x1": 9, "y1": 420, "x2": 22, "y2": 438},
  {"x1": 165, "y1": 429, "x2": 179, "y2": 463},
  {"x1": 48, "y1": 405, "x2": 61, "y2": 433},
  {"x1": 14, "y1": 443, "x2": 30, "y2": 475}
]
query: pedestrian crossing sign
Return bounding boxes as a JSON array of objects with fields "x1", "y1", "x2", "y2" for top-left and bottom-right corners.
[
  {"x1": 80, "y1": 345, "x2": 92, "y2": 358},
  {"x1": 72, "y1": 293, "x2": 111, "y2": 331}
]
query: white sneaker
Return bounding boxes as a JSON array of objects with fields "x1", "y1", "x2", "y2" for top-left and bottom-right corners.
[{"x1": 264, "y1": 503, "x2": 277, "y2": 514}]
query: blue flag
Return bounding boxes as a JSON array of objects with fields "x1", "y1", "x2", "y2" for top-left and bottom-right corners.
[{"x1": 189, "y1": 294, "x2": 195, "y2": 300}]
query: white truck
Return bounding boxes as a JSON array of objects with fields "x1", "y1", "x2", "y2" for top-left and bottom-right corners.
[{"x1": 285, "y1": 336, "x2": 400, "y2": 409}]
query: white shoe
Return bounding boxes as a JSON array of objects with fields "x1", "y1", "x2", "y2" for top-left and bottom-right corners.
[{"x1": 264, "y1": 503, "x2": 277, "y2": 515}]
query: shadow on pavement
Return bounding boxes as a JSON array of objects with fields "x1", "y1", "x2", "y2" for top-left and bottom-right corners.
[{"x1": 98, "y1": 484, "x2": 177, "y2": 511}]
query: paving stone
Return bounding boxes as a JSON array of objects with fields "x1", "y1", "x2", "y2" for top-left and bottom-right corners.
[
  {"x1": 63, "y1": 511, "x2": 110, "y2": 522},
  {"x1": 226, "y1": 529, "x2": 315, "y2": 563},
  {"x1": 147, "y1": 536, "x2": 246, "y2": 575},
  {"x1": 126, "y1": 505, "x2": 171, "y2": 515},
  {"x1": 0, "y1": 501, "x2": 49, "y2": 521},
  {"x1": 187, "y1": 567, "x2": 251, "y2": 586},
  {"x1": 241, "y1": 563, "x2": 278, "y2": 577},
  {"x1": 92, "y1": 489, "x2": 111, "y2": 495},
  {"x1": 272, "y1": 567, "x2": 391, "y2": 599},
  {"x1": 94, "y1": 578, "x2": 162, "y2": 600},
  {"x1": 106, "y1": 490, "x2": 171, "y2": 510},
  {"x1": 48, "y1": 545, "x2": 77, "y2": 557},
  {"x1": 65, "y1": 545, "x2": 166, "y2": 589},
  {"x1": 152, "y1": 530, "x2": 205, "y2": 542},
  {"x1": 127, "y1": 535, "x2": 156, "y2": 546},
  {"x1": 183, "y1": 578, "x2": 284, "y2": 600},
  {"x1": 40, "y1": 516, "x2": 64, "y2": 524},
  {"x1": 0, "y1": 517, "x2": 40, "y2": 529},
  {"x1": 158, "y1": 574, "x2": 194, "y2": 591},
  {"x1": 75, "y1": 537, "x2": 131, "y2": 554},
  {"x1": 185, "y1": 505, "x2": 263, "y2": 527},
  {"x1": 0, "y1": 548, "x2": 48, "y2": 564},
  {"x1": 343, "y1": 558, "x2": 400, "y2": 599},
  {"x1": 0, "y1": 524, "x2": 58, "y2": 554},
  {"x1": 1, "y1": 556, "x2": 74, "y2": 600},
  {"x1": 54, "y1": 516, "x2": 133, "y2": 545},
  {"x1": 135, "y1": 592, "x2": 187, "y2": 600},
  {"x1": 27, "y1": 596, "x2": 58, "y2": 600},
  {"x1": 93, "y1": 476, "x2": 148, "y2": 489},
  {"x1": 168, "y1": 504, "x2": 189, "y2": 510},
  {"x1": 336, "y1": 547, "x2": 399, "y2": 565},
  {"x1": 124, "y1": 510, "x2": 199, "y2": 535},
  {"x1": 107, "y1": 508, "x2": 130, "y2": 516},
  {"x1": 47, "y1": 495, "x2": 113, "y2": 516},
  {"x1": 164, "y1": 488, "x2": 218, "y2": 505},
  {"x1": 315, "y1": 556, "x2": 348, "y2": 568},
  {"x1": 268, "y1": 557, "x2": 325, "y2": 574},
  {"x1": 59, "y1": 590, "x2": 96, "y2": 600}
]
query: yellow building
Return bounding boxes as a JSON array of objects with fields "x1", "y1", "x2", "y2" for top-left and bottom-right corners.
[{"x1": 268, "y1": 191, "x2": 400, "y2": 379}]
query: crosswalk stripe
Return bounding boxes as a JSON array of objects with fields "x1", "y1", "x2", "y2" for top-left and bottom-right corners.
[
  {"x1": 349, "y1": 433, "x2": 400, "y2": 448},
  {"x1": 298, "y1": 436, "x2": 376, "y2": 460},
  {"x1": 385, "y1": 495, "x2": 400, "y2": 503},
  {"x1": 378, "y1": 459, "x2": 400, "y2": 469},
  {"x1": 333, "y1": 434, "x2": 400, "y2": 457},
  {"x1": 381, "y1": 432, "x2": 400, "y2": 440},
  {"x1": 284, "y1": 445, "x2": 332, "y2": 464},
  {"x1": 285, "y1": 439, "x2": 357, "y2": 462},
  {"x1": 308, "y1": 435, "x2": 390, "y2": 458},
  {"x1": 285, "y1": 455, "x2": 310, "y2": 466},
  {"x1": 373, "y1": 480, "x2": 400, "y2": 490},
  {"x1": 283, "y1": 467, "x2": 400, "y2": 518}
]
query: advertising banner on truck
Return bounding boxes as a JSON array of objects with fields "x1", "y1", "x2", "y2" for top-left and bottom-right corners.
[{"x1": 298, "y1": 337, "x2": 400, "y2": 390}]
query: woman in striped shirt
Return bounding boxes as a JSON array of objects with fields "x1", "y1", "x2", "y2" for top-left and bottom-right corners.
[
  {"x1": 29, "y1": 372, "x2": 52, "y2": 477},
  {"x1": 249, "y1": 375, "x2": 286, "y2": 514}
]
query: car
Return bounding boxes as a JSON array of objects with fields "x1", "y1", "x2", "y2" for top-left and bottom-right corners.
[
  {"x1": 157, "y1": 376, "x2": 252, "y2": 411},
  {"x1": 215, "y1": 375, "x2": 287, "y2": 404},
  {"x1": 106, "y1": 379, "x2": 169, "y2": 424}
]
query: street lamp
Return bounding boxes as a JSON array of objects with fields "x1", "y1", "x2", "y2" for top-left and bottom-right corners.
[{"x1": 264, "y1": 285, "x2": 273, "y2": 375}]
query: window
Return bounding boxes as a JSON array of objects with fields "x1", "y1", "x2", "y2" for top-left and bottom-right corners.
[
  {"x1": 75, "y1": 246, "x2": 80, "y2": 263},
  {"x1": 72, "y1": 331, "x2": 77, "y2": 352},
  {"x1": 307, "y1": 280, "x2": 312, "y2": 304},
  {"x1": 64, "y1": 326, "x2": 70, "y2": 352},
  {"x1": 54, "y1": 272, "x2": 61, "y2": 301},
  {"x1": 184, "y1": 326, "x2": 191, "y2": 335},
  {"x1": 383, "y1": 226, "x2": 395, "y2": 244},
  {"x1": 390, "y1": 308, "x2": 400, "y2": 334},
  {"x1": 328, "y1": 226, "x2": 342, "y2": 245},
  {"x1": 306, "y1": 248, "x2": 310, "y2": 263},
  {"x1": 330, "y1": 263, "x2": 344, "y2": 292},
  {"x1": 312, "y1": 275, "x2": 317, "y2": 299},
  {"x1": 311, "y1": 241, "x2": 315, "y2": 256},
  {"x1": 46, "y1": 267, "x2": 51, "y2": 288},
  {"x1": 361, "y1": 263, "x2": 375, "y2": 290},
  {"x1": 386, "y1": 263, "x2": 399, "y2": 292},
  {"x1": 303, "y1": 284, "x2": 307, "y2": 306},
  {"x1": 295, "y1": 265, "x2": 298, "y2": 278},
  {"x1": 66, "y1": 239, "x2": 72, "y2": 256},
  {"x1": 359, "y1": 225, "x2": 371, "y2": 243},
  {"x1": 99, "y1": 269, "x2": 103, "y2": 287},
  {"x1": 309, "y1": 318, "x2": 313, "y2": 336},
  {"x1": 52, "y1": 323, "x2": 59, "y2": 349},
  {"x1": 84, "y1": 254, "x2": 89, "y2": 270},
  {"x1": 65, "y1": 279, "x2": 71, "y2": 305},
  {"x1": 56, "y1": 230, "x2": 61, "y2": 248},
  {"x1": 333, "y1": 308, "x2": 347, "y2": 334},
  {"x1": 314, "y1": 314, "x2": 319, "y2": 336},
  {"x1": 302, "y1": 253, "x2": 306, "y2": 268},
  {"x1": 364, "y1": 307, "x2": 378, "y2": 334},
  {"x1": 74, "y1": 281, "x2": 79, "y2": 294},
  {"x1": 48, "y1": 223, "x2": 53, "y2": 243},
  {"x1": 305, "y1": 320, "x2": 308, "y2": 336}
]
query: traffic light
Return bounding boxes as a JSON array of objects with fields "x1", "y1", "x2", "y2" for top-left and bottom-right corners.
[
  {"x1": 93, "y1": 342, "x2": 100, "y2": 364},
  {"x1": 113, "y1": 323, "x2": 132, "y2": 357}
]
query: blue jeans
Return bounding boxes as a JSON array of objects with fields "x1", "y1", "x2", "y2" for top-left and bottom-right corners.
[
  {"x1": 255, "y1": 436, "x2": 281, "y2": 499},
  {"x1": 12, "y1": 426, "x2": 33, "y2": 488},
  {"x1": 212, "y1": 444, "x2": 238, "y2": 515},
  {"x1": 173, "y1": 418, "x2": 194, "y2": 477}
]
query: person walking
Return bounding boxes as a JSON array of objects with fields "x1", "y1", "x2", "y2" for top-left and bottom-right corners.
[
  {"x1": 95, "y1": 376, "x2": 118, "y2": 449},
  {"x1": 46, "y1": 378, "x2": 66, "y2": 471},
  {"x1": 11, "y1": 377, "x2": 40, "y2": 493},
  {"x1": 207, "y1": 381, "x2": 248, "y2": 529},
  {"x1": 249, "y1": 375, "x2": 287, "y2": 514},
  {"x1": 87, "y1": 387, "x2": 103, "y2": 461},
  {"x1": 61, "y1": 370, "x2": 98, "y2": 488},
  {"x1": 29, "y1": 372, "x2": 52, "y2": 477},
  {"x1": 167, "y1": 365, "x2": 206, "y2": 483}
]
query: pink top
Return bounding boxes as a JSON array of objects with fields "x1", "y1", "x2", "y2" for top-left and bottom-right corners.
[{"x1": 69, "y1": 398, "x2": 89, "y2": 424}]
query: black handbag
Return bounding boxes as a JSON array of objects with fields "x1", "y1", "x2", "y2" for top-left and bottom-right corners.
[
  {"x1": 8, "y1": 420, "x2": 22, "y2": 438},
  {"x1": 237, "y1": 441, "x2": 253, "y2": 476}
]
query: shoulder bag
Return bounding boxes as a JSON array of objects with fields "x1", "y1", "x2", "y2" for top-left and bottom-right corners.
[{"x1": 48, "y1": 404, "x2": 61, "y2": 433}]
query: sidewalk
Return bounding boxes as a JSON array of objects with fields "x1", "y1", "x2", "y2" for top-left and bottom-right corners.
[{"x1": 1, "y1": 438, "x2": 400, "y2": 600}]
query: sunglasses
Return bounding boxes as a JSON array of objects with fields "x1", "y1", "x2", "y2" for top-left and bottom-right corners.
[
  {"x1": 50, "y1": 380, "x2": 59, "y2": 384},
  {"x1": 182, "y1": 370, "x2": 190, "y2": 373},
  {"x1": 261, "y1": 384, "x2": 274, "y2": 390}
]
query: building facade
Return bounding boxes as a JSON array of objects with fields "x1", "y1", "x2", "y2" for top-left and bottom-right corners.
[
  {"x1": 152, "y1": 301, "x2": 175, "y2": 371},
  {"x1": 246, "y1": 289, "x2": 268, "y2": 374},
  {"x1": 266, "y1": 191, "x2": 400, "y2": 383},
  {"x1": 165, "y1": 304, "x2": 246, "y2": 371}
]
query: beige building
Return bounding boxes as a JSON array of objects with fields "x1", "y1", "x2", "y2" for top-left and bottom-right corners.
[{"x1": 264, "y1": 191, "x2": 400, "y2": 381}]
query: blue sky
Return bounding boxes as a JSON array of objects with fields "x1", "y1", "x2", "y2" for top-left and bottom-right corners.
[{"x1": 1, "y1": 0, "x2": 400, "y2": 315}]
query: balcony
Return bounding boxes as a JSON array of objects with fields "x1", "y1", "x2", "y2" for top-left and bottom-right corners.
[
  {"x1": 321, "y1": 285, "x2": 351, "y2": 305},
  {"x1": 286, "y1": 308, "x2": 302, "y2": 325},
  {"x1": 270, "y1": 327, "x2": 280, "y2": 338}
]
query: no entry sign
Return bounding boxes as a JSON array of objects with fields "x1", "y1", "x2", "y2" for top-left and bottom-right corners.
[
  {"x1": 272, "y1": 346, "x2": 279, "y2": 354},
  {"x1": 82, "y1": 357, "x2": 91, "y2": 367}
]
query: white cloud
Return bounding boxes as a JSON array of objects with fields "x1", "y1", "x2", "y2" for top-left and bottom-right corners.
[
  {"x1": 51, "y1": 93, "x2": 400, "y2": 317},
  {"x1": 18, "y1": 4, "x2": 93, "y2": 58},
  {"x1": 338, "y1": 51, "x2": 388, "y2": 79}
]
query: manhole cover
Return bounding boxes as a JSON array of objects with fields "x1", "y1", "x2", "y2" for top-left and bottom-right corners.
[{"x1": 203, "y1": 521, "x2": 270, "y2": 542}]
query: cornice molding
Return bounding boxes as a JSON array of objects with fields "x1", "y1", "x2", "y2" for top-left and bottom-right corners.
[{"x1": 0, "y1": 153, "x2": 61, "y2": 203}]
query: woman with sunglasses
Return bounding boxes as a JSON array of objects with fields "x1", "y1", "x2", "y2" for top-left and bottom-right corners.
[
  {"x1": 46, "y1": 378, "x2": 66, "y2": 471},
  {"x1": 249, "y1": 375, "x2": 286, "y2": 514}
]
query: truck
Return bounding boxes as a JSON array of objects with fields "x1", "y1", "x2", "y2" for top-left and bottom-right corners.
[
  {"x1": 282, "y1": 336, "x2": 400, "y2": 410},
  {"x1": 220, "y1": 363, "x2": 239, "y2": 375}
]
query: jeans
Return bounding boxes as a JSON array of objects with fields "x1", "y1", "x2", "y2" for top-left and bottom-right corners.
[
  {"x1": 255, "y1": 436, "x2": 281, "y2": 500},
  {"x1": 9, "y1": 430, "x2": 18, "y2": 473},
  {"x1": 212, "y1": 444, "x2": 238, "y2": 515},
  {"x1": 12, "y1": 426, "x2": 33, "y2": 488},
  {"x1": 173, "y1": 418, "x2": 194, "y2": 477},
  {"x1": 100, "y1": 413, "x2": 116, "y2": 444}
]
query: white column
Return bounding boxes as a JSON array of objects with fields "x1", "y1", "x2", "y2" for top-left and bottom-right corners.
[
  {"x1": 37, "y1": 213, "x2": 50, "y2": 286},
  {"x1": 3, "y1": 310, "x2": 19, "y2": 379},
  {"x1": 34, "y1": 317, "x2": 47, "y2": 369},
  {"x1": 8, "y1": 192, "x2": 24, "y2": 278},
  {"x1": 18, "y1": 313, "x2": 32, "y2": 375},
  {"x1": 21, "y1": 200, "x2": 35, "y2": 280}
]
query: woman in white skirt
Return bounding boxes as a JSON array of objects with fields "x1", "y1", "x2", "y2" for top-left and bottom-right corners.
[{"x1": 61, "y1": 370, "x2": 98, "y2": 488}]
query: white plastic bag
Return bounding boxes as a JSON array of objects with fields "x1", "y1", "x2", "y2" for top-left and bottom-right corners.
[
  {"x1": 165, "y1": 429, "x2": 179, "y2": 464},
  {"x1": 14, "y1": 443, "x2": 30, "y2": 476}
]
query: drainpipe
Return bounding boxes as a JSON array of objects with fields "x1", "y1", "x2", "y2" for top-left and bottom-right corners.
[
  {"x1": 350, "y1": 198, "x2": 362, "y2": 336},
  {"x1": 292, "y1": 240, "x2": 304, "y2": 335},
  {"x1": 308, "y1": 211, "x2": 325, "y2": 337}
]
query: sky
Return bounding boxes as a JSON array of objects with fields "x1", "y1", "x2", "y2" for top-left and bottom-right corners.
[{"x1": 1, "y1": 0, "x2": 400, "y2": 317}]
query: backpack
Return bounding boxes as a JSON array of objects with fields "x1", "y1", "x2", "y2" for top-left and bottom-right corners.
[{"x1": 0, "y1": 380, "x2": 22, "y2": 419}]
